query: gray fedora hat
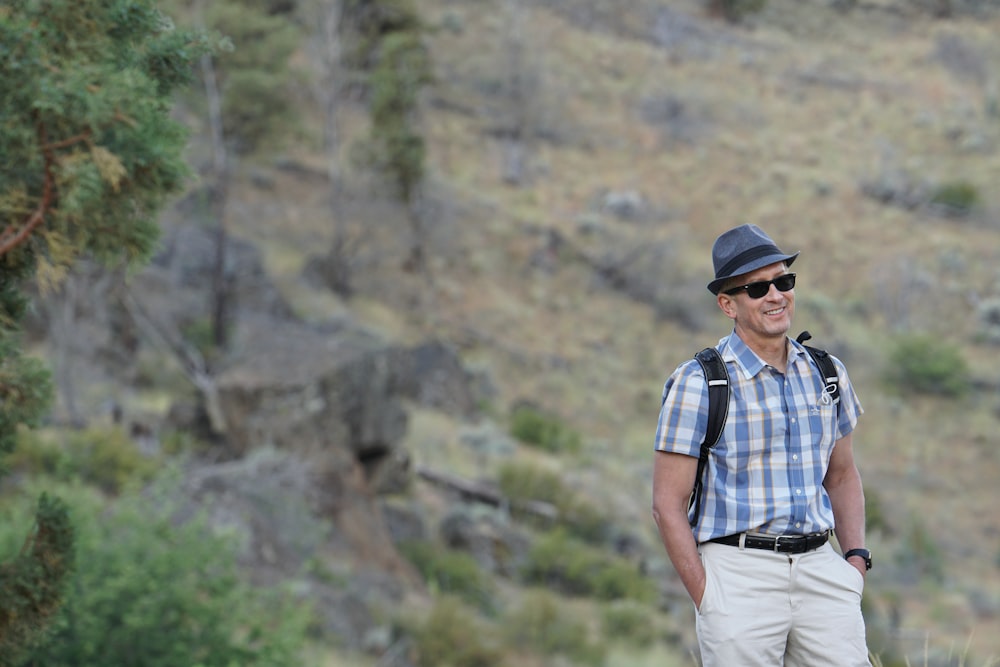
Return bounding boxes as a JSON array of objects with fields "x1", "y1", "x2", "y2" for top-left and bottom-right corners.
[{"x1": 707, "y1": 224, "x2": 799, "y2": 294}]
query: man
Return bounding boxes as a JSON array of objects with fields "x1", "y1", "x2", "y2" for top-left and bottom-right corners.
[{"x1": 652, "y1": 224, "x2": 871, "y2": 666}]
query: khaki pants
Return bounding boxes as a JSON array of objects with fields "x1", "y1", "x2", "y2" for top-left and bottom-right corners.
[{"x1": 696, "y1": 541, "x2": 871, "y2": 666}]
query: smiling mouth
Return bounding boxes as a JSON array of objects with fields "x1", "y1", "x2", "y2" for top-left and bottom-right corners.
[{"x1": 764, "y1": 306, "x2": 785, "y2": 316}]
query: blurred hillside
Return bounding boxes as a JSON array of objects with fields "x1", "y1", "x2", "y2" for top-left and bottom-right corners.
[{"x1": 11, "y1": 0, "x2": 1000, "y2": 665}]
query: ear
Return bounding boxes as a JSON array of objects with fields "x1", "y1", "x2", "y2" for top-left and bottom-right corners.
[{"x1": 717, "y1": 293, "x2": 737, "y2": 320}]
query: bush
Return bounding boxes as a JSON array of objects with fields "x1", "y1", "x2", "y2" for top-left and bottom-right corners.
[
  {"x1": 508, "y1": 405, "x2": 582, "y2": 454},
  {"x1": 928, "y1": 180, "x2": 979, "y2": 217},
  {"x1": 503, "y1": 589, "x2": 605, "y2": 666},
  {"x1": 497, "y1": 462, "x2": 609, "y2": 544},
  {"x1": 497, "y1": 461, "x2": 564, "y2": 506},
  {"x1": 601, "y1": 600, "x2": 659, "y2": 648},
  {"x1": 1, "y1": 477, "x2": 312, "y2": 667},
  {"x1": 407, "y1": 596, "x2": 502, "y2": 667},
  {"x1": 883, "y1": 334, "x2": 970, "y2": 397},
  {"x1": 9, "y1": 427, "x2": 159, "y2": 494},
  {"x1": 520, "y1": 529, "x2": 654, "y2": 603},
  {"x1": 707, "y1": 0, "x2": 767, "y2": 22},
  {"x1": 398, "y1": 541, "x2": 496, "y2": 613}
]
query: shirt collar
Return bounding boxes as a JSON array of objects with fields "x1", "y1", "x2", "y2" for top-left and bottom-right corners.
[{"x1": 720, "y1": 330, "x2": 808, "y2": 378}]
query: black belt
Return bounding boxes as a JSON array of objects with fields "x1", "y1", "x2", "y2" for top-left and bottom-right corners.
[{"x1": 709, "y1": 531, "x2": 830, "y2": 554}]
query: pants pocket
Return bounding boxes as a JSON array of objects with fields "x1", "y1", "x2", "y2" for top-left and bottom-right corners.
[
  {"x1": 697, "y1": 547, "x2": 718, "y2": 615},
  {"x1": 838, "y1": 554, "x2": 865, "y2": 594}
]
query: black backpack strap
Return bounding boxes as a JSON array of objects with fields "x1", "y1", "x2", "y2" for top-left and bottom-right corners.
[
  {"x1": 795, "y1": 331, "x2": 840, "y2": 407},
  {"x1": 689, "y1": 347, "x2": 730, "y2": 527}
]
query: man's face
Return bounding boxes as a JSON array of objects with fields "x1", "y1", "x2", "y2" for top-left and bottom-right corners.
[{"x1": 717, "y1": 261, "x2": 795, "y2": 340}]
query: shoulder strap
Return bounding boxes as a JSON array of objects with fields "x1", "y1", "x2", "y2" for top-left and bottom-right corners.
[
  {"x1": 795, "y1": 331, "x2": 840, "y2": 407},
  {"x1": 688, "y1": 347, "x2": 730, "y2": 527}
]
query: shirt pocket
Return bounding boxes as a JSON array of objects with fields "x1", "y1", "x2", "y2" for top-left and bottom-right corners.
[{"x1": 807, "y1": 399, "x2": 838, "y2": 456}]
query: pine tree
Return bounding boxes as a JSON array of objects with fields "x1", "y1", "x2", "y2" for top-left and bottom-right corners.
[
  {"x1": 160, "y1": 0, "x2": 299, "y2": 350},
  {"x1": 0, "y1": 1, "x2": 214, "y2": 660},
  {"x1": 343, "y1": 0, "x2": 433, "y2": 271}
]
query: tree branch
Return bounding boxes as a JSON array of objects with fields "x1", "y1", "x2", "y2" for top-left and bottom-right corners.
[
  {"x1": 118, "y1": 286, "x2": 228, "y2": 434},
  {"x1": 415, "y1": 465, "x2": 558, "y2": 520},
  {"x1": 42, "y1": 129, "x2": 91, "y2": 151},
  {"x1": 0, "y1": 117, "x2": 57, "y2": 256}
]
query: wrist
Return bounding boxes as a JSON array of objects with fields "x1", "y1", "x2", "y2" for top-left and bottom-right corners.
[{"x1": 844, "y1": 547, "x2": 872, "y2": 571}]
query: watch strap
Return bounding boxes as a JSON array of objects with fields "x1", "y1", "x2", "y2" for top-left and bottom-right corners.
[{"x1": 844, "y1": 548, "x2": 872, "y2": 570}]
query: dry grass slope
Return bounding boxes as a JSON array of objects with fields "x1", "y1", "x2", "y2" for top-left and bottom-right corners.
[{"x1": 224, "y1": 0, "x2": 1000, "y2": 662}]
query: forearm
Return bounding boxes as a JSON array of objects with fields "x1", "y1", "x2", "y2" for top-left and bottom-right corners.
[
  {"x1": 824, "y1": 438, "x2": 867, "y2": 577},
  {"x1": 653, "y1": 504, "x2": 705, "y2": 606},
  {"x1": 824, "y1": 434, "x2": 866, "y2": 551},
  {"x1": 652, "y1": 452, "x2": 705, "y2": 606},
  {"x1": 827, "y1": 467, "x2": 865, "y2": 551}
]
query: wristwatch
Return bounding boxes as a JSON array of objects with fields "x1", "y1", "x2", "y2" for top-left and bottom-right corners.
[{"x1": 844, "y1": 548, "x2": 872, "y2": 571}]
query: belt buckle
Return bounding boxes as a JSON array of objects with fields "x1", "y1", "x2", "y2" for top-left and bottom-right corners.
[{"x1": 773, "y1": 534, "x2": 803, "y2": 553}]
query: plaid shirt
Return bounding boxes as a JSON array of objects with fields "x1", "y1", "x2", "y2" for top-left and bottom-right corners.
[{"x1": 654, "y1": 332, "x2": 863, "y2": 544}]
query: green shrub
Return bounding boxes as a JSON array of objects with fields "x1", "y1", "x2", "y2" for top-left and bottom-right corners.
[
  {"x1": 159, "y1": 428, "x2": 210, "y2": 457},
  {"x1": 497, "y1": 461, "x2": 564, "y2": 506},
  {"x1": 407, "y1": 596, "x2": 502, "y2": 667},
  {"x1": 497, "y1": 462, "x2": 609, "y2": 544},
  {"x1": 708, "y1": 0, "x2": 767, "y2": 22},
  {"x1": 562, "y1": 496, "x2": 611, "y2": 545},
  {"x1": 929, "y1": 180, "x2": 979, "y2": 216},
  {"x1": 508, "y1": 405, "x2": 582, "y2": 454},
  {"x1": 521, "y1": 529, "x2": 654, "y2": 603},
  {"x1": 6, "y1": 431, "x2": 69, "y2": 478},
  {"x1": 10, "y1": 426, "x2": 159, "y2": 494},
  {"x1": 2, "y1": 477, "x2": 312, "y2": 667},
  {"x1": 398, "y1": 541, "x2": 496, "y2": 613},
  {"x1": 601, "y1": 600, "x2": 659, "y2": 648},
  {"x1": 503, "y1": 589, "x2": 605, "y2": 666},
  {"x1": 884, "y1": 334, "x2": 970, "y2": 397}
]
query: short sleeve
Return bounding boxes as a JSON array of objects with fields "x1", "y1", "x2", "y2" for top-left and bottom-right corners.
[{"x1": 654, "y1": 359, "x2": 710, "y2": 458}]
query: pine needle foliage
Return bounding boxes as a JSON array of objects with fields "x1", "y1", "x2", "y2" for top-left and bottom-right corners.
[
  {"x1": 195, "y1": 0, "x2": 300, "y2": 155},
  {"x1": 343, "y1": 0, "x2": 432, "y2": 202},
  {"x1": 0, "y1": 494, "x2": 74, "y2": 666},
  {"x1": 0, "y1": 0, "x2": 215, "y2": 267},
  {"x1": 0, "y1": 0, "x2": 217, "y2": 658}
]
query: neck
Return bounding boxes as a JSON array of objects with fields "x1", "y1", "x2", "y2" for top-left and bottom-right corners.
[{"x1": 736, "y1": 328, "x2": 788, "y2": 372}]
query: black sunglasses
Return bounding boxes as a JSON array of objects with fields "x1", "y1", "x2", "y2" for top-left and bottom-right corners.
[{"x1": 723, "y1": 273, "x2": 796, "y2": 299}]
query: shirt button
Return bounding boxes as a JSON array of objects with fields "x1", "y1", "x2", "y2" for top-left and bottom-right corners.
[
  {"x1": 795, "y1": 489, "x2": 802, "y2": 495},
  {"x1": 792, "y1": 454, "x2": 799, "y2": 461},
  {"x1": 795, "y1": 522, "x2": 802, "y2": 528}
]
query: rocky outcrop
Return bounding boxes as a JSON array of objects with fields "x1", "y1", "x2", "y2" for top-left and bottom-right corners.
[
  {"x1": 213, "y1": 316, "x2": 490, "y2": 486},
  {"x1": 178, "y1": 447, "x2": 416, "y2": 651},
  {"x1": 108, "y1": 220, "x2": 496, "y2": 650}
]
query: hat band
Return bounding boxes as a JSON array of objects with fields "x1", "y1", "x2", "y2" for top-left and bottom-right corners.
[{"x1": 716, "y1": 244, "x2": 784, "y2": 279}]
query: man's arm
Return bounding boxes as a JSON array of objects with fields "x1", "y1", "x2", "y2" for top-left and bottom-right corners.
[
  {"x1": 823, "y1": 432, "x2": 867, "y2": 578},
  {"x1": 652, "y1": 450, "x2": 705, "y2": 607}
]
